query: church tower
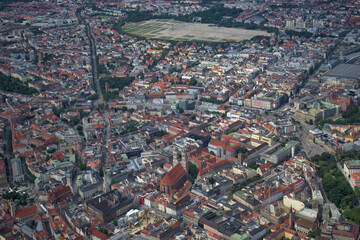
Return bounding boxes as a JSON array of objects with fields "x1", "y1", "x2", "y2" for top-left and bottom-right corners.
[
  {"x1": 181, "y1": 148, "x2": 189, "y2": 173},
  {"x1": 173, "y1": 146, "x2": 179, "y2": 165}
]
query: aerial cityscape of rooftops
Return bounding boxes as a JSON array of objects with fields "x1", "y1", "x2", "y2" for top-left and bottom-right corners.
[{"x1": 0, "y1": 0, "x2": 360, "y2": 239}]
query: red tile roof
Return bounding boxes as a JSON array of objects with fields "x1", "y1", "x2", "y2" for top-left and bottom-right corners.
[
  {"x1": 15, "y1": 204, "x2": 37, "y2": 218},
  {"x1": 332, "y1": 223, "x2": 359, "y2": 238},
  {"x1": 89, "y1": 228, "x2": 108, "y2": 240},
  {"x1": 160, "y1": 163, "x2": 186, "y2": 187},
  {"x1": 258, "y1": 161, "x2": 273, "y2": 171}
]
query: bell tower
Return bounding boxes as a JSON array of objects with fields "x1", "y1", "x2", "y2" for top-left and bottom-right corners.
[
  {"x1": 173, "y1": 146, "x2": 179, "y2": 165},
  {"x1": 181, "y1": 148, "x2": 189, "y2": 173}
]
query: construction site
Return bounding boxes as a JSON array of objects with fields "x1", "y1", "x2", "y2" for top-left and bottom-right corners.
[{"x1": 118, "y1": 206, "x2": 174, "y2": 235}]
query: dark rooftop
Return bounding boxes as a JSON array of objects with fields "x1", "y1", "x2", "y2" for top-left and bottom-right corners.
[{"x1": 324, "y1": 64, "x2": 360, "y2": 79}]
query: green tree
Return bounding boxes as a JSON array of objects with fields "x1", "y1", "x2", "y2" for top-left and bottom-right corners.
[
  {"x1": 308, "y1": 229, "x2": 321, "y2": 238},
  {"x1": 200, "y1": 97, "x2": 223, "y2": 104},
  {"x1": 0, "y1": 73, "x2": 37, "y2": 95},
  {"x1": 70, "y1": 99, "x2": 77, "y2": 106},
  {"x1": 344, "y1": 207, "x2": 360, "y2": 224},
  {"x1": 79, "y1": 163, "x2": 87, "y2": 171},
  {"x1": 99, "y1": 166, "x2": 104, "y2": 177},
  {"x1": 113, "y1": 218, "x2": 118, "y2": 226},
  {"x1": 52, "y1": 107, "x2": 66, "y2": 117},
  {"x1": 337, "y1": 150, "x2": 360, "y2": 165},
  {"x1": 70, "y1": 117, "x2": 80, "y2": 126},
  {"x1": 316, "y1": 106, "x2": 360, "y2": 129},
  {"x1": 97, "y1": 63, "x2": 110, "y2": 75},
  {"x1": 355, "y1": 186, "x2": 360, "y2": 197},
  {"x1": 285, "y1": 29, "x2": 313, "y2": 38},
  {"x1": 156, "y1": 130, "x2": 167, "y2": 137},
  {"x1": 231, "y1": 174, "x2": 261, "y2": 194},
  {"x1": 77, "y1": 125, "x2": 84, "y2": 136},
  {"x1": 121, "y1": 125, "x2": 138, "y2": 135},
  {"x1": 188, "y1": 163, "x2": 199, "y2": 183},
  {"x1": 236, "y1": 146, "x2": 248, "y2": 155},
  {"x1": 100, "y1": 76, "x2": 135, "y2": 101},
  {"x1": 189, "y1": 78, "x2": 197, "y2": 86},
  {"x1": 228, "y1": 128, "x2": 237, "y2": 134},
  {"x1": 25, "y1": 165, "x2": 36, "y2": 183},
  {"x1": 79, "y1": 109, "x2": 89, "y2": 119},
  {"x1": 247, "y1": 161, "x2": 260, "y2": 169},
  {"x1": 42, "y1": 53, "x2": 55, "y2": 63},
  {"x1": 88, "y1": 94, "x2": 99, "y2": 101},
  {"x1": 98, "y1": 227, "x2": 109, "y2": 235},
  {"x1": 312, "y1": 152, "x2": 357, "y2": 210}
]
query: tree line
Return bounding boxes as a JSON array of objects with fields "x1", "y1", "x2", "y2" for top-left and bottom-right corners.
[
  {"x1": 311, "y1": 152, "x2": 359, "y2": 222},
  {"x1": 122, "y1": 6, "x2": 278, "y2": 33},
  {"x1": 100, "y1": 76, "x2": 134, "y2": 101}
]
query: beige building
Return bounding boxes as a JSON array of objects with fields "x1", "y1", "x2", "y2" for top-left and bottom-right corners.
[
  {"x1": 295, "y1": 101, "x2": 341, "y2": 122},
  {"x1": 344, "y1": 160, "x2": 360, "y2": 177},
  {"x1": 283, "y1": 194, "x2": 305, "y2": 212},
  {"x1": 251, "y1": 133, "x2": 277, "y2": 146}
]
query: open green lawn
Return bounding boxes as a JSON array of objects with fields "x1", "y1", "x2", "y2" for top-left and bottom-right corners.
[{"x1": 123, "y1": 19, "x2": 270, "y2": 42}]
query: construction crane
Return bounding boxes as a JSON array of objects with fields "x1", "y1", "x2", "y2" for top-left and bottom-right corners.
[
  {"x1": 300, "y1": 158, "x2": 319, "y2": 175},
  {"x1": 163, "y1": 218, "x2": 170, "y2": 226},
  {"x1": 142, "y1": 206, "x2": 149, "y2": 224}
]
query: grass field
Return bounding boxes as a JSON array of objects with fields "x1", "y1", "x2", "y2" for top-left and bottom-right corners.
[
  {"x1": 98, "y1": 15, "x2": 112, "y2": 19},
  {"x1": 123, "y1": 19, "x2": 270, "y2": 42}
]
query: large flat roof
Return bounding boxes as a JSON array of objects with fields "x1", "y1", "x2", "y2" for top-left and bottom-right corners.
[
  {"x1": 345, "y1": 160, "x2": 360, "y2": 168},
  {"x1": 324, "y1": 64, "x2": 360, "y2": 79}
]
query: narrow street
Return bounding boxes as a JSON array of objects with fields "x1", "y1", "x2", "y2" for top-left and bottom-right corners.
[
  {"x1": 77, "y1": 9, "x2": 102, "y2": 107},
  {"x1": 295, "y1": 121, "x2": 331, "y2": 204},
  {"x1": 77, "y1": 9, "x2": 110, "y2": 163},
  {"x1": 102, "y1": 111, "x2": 110, "y2": 162},
  {"x1": 85, "y1": 26, "x2": 102, "y2": 104},
  {"x1": 3, "y1": 122, "x2": 12, "y2": 183}
]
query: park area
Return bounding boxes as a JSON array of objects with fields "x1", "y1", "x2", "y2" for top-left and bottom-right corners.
[{"x1": 123, "y1": 19, "x2": 270, "y2": 42}]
